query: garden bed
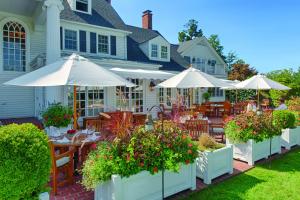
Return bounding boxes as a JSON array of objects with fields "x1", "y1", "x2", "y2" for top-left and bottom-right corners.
[{"x1": 95, "y1": 163, "x2": 196, "y2": 200}]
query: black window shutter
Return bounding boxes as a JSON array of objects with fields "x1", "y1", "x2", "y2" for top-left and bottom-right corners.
[
  {"x1": 60, "y1": 27, "x2": 63, "y2": 50},
  {"x1": 184, "y1": 56, "x2": 191, "y2": 64},
  {"x1": 110, "y1": 36, "x2": 116, "y2": 56},
  {"x1": 90, "y1": 32, "x2": 96, "y2": 53},
  {"x1": 79, "y1": 30, "x2": 86, "y2": 52}
]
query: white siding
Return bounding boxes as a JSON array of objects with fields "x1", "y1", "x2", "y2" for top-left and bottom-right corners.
[{"x1": 144, "y1": 79, "x2": 158, "y2": 116}]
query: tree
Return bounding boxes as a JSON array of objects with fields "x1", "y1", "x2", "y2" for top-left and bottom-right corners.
[
  {"x1": 267, "y1": 68, "x2": 300, "y2": 106},
  {"x1": 225, "y1": 51, "x2": 238, "y2": 72},
  {"x1": 178, "y1": 19, "x2": 203, "y2": 42},
  {"x1": 228, "y1": 63, "x2": 257, "y2": 81},
  {"x1": 207, "y1": 34, "x2": 226, "y2": 61}
]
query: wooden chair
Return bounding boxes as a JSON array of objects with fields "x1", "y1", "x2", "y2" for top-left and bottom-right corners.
[
  {"x1": 185, "y1": 120, "x2": 209, "y2": 140},
  {"x1": 218, "y1": 101, "x2": 231, "y2": 117},
  {"x1": 84, "y1": 117, "x2": 102, "y2": 132},
  {"x1": 133, "y1": 113, "x2": 147, "y2": 126},
  {"x1": 49, "y1": 142, "x2": 75, "y2": 195}
]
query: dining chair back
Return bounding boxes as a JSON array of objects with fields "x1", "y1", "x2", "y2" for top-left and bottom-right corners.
[
  {"x1": 49, "y1": 141, "x2": 75, "y2": 195},
  {"x1": 185, "y1": 119, "x2": 209, "y2": 140}
]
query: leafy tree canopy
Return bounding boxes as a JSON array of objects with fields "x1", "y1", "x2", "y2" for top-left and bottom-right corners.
[
  {"x1": 178, "y1": 19, "x2": 203, "y2": 42},
  {"x1": 207, "y1": 34, "x2": 226, "y2": 61},
  {"x1": 228, "y1": 63, "x2": 258, "y2": 81}
]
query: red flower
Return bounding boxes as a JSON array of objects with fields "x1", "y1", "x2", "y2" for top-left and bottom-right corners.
[
  {"x1": 182, "y1": 135, "x2": 187, "y2": 140},
  {"x1": 153, "y1": 166, "x2": 158, "y2": 173},
  {"x1": 185, "y1": 160, "x2": 190, "y2": 164},
  {"x1": 139, "y1": 162, "x2": 144, "y2": 167},
  {"x1": 188, "y1": 143, "x2": 193, "y2": 148},
  {"x1": 91, "y1": 143, "x2": 97, "y2": 150},
  {"x1": 188, "y1": 149, "x2": 192, "y2": 154}
]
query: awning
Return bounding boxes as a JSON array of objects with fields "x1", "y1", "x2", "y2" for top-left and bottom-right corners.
[{"x1": 110, "y1": 68, "x2": 174, "y2": 80}]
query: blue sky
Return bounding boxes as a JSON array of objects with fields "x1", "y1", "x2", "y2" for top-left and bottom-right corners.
[{"x1": 112, "y1": 0, "x2": 300, "y2": 73}]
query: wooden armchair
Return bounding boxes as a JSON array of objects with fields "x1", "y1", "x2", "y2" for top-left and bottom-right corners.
[
  {"x1": 49, "y1": 142, "x2": 75, "y2": 195},
  {"x1": 185, "y1": 120, "x2": 209, "y2": 140}
]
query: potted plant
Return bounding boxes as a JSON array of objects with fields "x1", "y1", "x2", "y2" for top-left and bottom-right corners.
[
  {"x1": 42, "y1": 103, "x2": 73, "y2": 135},
  {"x1": 0, "y1": 124, "x2": 51, "y2": 200},
  {"x1": 202, "y1": 92, "x2": 211, "y2": 103},
  {"x1": 225, "y1": 112, "x2": 281, "y2": 166},
  {"x1": 273, "y1": 110, "x2": 298, "y2": 150},
  {"x1": 196, "y1": 134, "x2": 233, "y2": 184},
  {"x1": 82, "y1": 123, "x2": 198, "y2": 200}
]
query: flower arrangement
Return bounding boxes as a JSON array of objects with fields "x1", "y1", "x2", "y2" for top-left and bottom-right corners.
[
  {"x1": 42, "y1": 103, "x2": 73, "y2": 128},
  {"x1": 82, "y1": 123, "x2": 198, "y2": 189},
  {"x1": 225, "y1": 112, "x2": 281, "y2": 143}
]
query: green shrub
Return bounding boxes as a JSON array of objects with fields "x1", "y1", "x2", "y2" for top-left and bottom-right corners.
[
  {"x1": 42, "y1": 103, "x2": 73, "y2": 127},
  {"x1": 225, "y1": 112, "x2": 281, "y2": 143},
  {"x1": 0, "y1": 124, "x2": 51, "y2": 200},
  {"x1": 82, "y1": 124, "x2": 198, "y2": 189},
  {"x1": 273, "y1": 110, "x2": 296, "y2": 130},
  {"x1": 202, "y1": 92, "x2": 211, "y2": 102}
]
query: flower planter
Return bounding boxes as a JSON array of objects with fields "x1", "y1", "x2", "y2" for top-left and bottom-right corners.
[
  {"x1": 226, "y1": 136, "x2": 281, "y2": 166},
  {"x1": 196, "y1": 145, "x2": 233, "y2": 184},
  {"x1": 94, "y1": 163, "x2": 196, "y2": 200},
  {"x1": 281, "y1": 127, "x2": 300, "y2": 150},
  {"x1": 39, "y1": 192, "x2": 49, "y2": 200}
]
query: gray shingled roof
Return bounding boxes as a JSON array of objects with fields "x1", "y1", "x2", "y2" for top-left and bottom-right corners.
[{"x1": 60, "y1": 0, "x2": 127, "y2": 31}]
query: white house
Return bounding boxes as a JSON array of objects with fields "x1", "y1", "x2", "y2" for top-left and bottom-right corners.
[{"x1": 0, "y1": 0, "x2": 227, "y2": 120}]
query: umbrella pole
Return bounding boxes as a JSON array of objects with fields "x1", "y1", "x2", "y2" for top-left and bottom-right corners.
[
  {"x1": 73, "y1": 86, "x2": 78, "y2": 129},
  {"x1": 257, "y1": 90, "x2": 260, "y2": 110}
]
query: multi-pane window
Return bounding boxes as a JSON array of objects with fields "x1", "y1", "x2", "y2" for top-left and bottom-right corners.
[
  {"x1": 192, "y1": 57, "x2": 205, "y2": 72},
  {"x1": 64, "y1": 29, "x2": 77, "y2": 50},
  {"x1": 68, "y1": 87, "x2": 104, "y2": 117},
  {"x1": 131, "y1": 79, "x2": 143, "y2": 113},
  {"x1": 76, "y1": 0, "x2": 88, "y2": 12},
  {"x1": 98, "y1": 35, "x2": 109, "y2": 54},
  {"x1": 194, "y1": 88, "x2": 200, "y2": 104},
  {"x1": 158, "y1": 88, "x2": 172, "y2": 106},
  {"x1": 151, "y1": 44, "x2": 158, "y2": 58},
  {"x1": 116, "y1": 79, "x2": 144, "y2": 113},
  {"x1": 207, "y1": 59, "x2": 216, "y2": 74},
  {"x1": 116, "y1": 86, "x2": 130, "y2": 111},
  {"x1": 161, "y1": 46, "x2": 168, "y2": 59},
  {"x1": 3, "y1": 21, "x2": 26, "y2": 72},
  {"x1": 183, "y1": 88, "x2": 189, "y2": 107},
  {"x1": 211, "y1": 88, "x2": 224, "y2": 97}
]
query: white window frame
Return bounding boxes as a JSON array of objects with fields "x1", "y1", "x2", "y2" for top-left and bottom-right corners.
[
  {"x1": 211, "y1": 88, "x2": 224, "y2": 97},
  {"x1": 64, "y1": 29, "x2": 78, "y2": 51},
  {"x1": 158, "y1": 88, "x2": 172, "y2": 106},
  {"x1": 98, "y1": 34, "x2": 109, "y2": 55},
  {"x1": 161, "y1": 46, "x2": 168, "y2": 59},
  {"x1": 0, "y1": 18, "x2": 30, "y2": 73},
  {"x1": 151, "y1": 44, "x2": 158, "y2": 58},
  {"x1": 74, "y1": 0, "x2": 92, "y2": 14}
]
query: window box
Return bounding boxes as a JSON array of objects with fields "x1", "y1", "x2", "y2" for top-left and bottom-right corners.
[
  {"x1": 94, "y1": 163, "x2": 196, "y2": 200},
  {"x1": 196, "y1": 145, "x2": 233, "y2": 184},
  {"x1": 281, "y1": 127, "x2": 300, "y2": 150},
  {"x1": 226, "y1": 136, "x2": 281, "y2": 166}
]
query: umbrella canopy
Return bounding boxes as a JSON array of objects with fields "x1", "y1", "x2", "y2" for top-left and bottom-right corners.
[
  {"x1": 4, "y1": 54, "x2": 135, "y2": 87},
  {"x1": 234, "y1": 74, "x2": 290, "y2": 90},
  {"x1": 220, "y1": 79, "x2": 241, "y2": 90},
  {"x1": 157, "y1": 67, "x2": 231, "y2": 88}
]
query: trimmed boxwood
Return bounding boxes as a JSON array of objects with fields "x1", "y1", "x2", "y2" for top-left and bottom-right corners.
[
  {"x1": 0, "y1": 123, "x2": 51, "y2": 200},
  {"x1": 272, "y1": 110, "x2": 296, "y2": 130}
]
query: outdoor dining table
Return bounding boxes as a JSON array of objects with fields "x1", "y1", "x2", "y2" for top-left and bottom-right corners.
[{"x1": 49, "y1": 131, "x2": 102, "y2": 173}]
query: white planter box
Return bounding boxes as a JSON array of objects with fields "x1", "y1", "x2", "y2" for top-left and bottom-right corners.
[
  {"x1": 95, "y1": 163, "x2": 196, "y2": 200},
  {"x1": 281, "y1": 127, "x2": 300, "y2": 150},
  {"x1": 196, "y1": 145, "x2": 233, "y2": 184},
  {"x1": 227, "y1": 136, "x2": 281, "y2": 166},
  {"x1": 39, "y1": 192, "x2": 49, "y2": 200}
]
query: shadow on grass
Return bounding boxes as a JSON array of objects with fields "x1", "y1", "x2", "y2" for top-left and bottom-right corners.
[
  {"x1": 185, "y1": 173, "x2": 264, "y2": 200},
  {"x1": 258, "y1": 147, "x2": 300, "y2": 173}
]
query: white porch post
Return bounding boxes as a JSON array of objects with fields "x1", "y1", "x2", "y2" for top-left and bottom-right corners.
[{"x1": 43, "y1": 0, "x2": 64, "y2": 106}]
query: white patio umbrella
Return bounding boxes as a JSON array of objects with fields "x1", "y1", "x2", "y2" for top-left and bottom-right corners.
[
  {"x1": 234, "y1": 74, "x2": 290, "y2": 106},
  {"x1": 4, "y1": 53, "x2": 135, "y2": 128},
  {"x1": 157, "y1": 67, "x2": 231, "y2": 88},
  {"x1": 157, "y1": 67, "x2": 231, "y2": 106}
]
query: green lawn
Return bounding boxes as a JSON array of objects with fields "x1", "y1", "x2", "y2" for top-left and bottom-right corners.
[{"x1": 185, "y1": 148, "x2": 300, "y2": 200}]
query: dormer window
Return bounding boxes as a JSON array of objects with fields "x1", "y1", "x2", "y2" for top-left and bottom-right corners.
[
  {"x1": 161, "y1": 46, "x2": 168, "y2": 59},
  {"x1": 72, "y1": 0, "x2": 92, "y2": 14},
  {"x1": 151, "y1": 44, "x2": 158, "y2": 58}
]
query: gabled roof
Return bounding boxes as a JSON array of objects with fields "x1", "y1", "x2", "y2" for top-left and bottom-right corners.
[
  {"x1": 60, "y1": 0, "x2": 127, "y2": 31},
  {"x1": 177, "y1": 36, "x2": 227, "y2": 65}
]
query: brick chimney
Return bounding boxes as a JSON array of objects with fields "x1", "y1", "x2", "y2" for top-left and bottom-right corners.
[
  {"x1": 142, "y1": 10, "x2": 152, "y2": 29},
  {"x1": 106, "y1": 0, "x2": 111, "y2": 4}
]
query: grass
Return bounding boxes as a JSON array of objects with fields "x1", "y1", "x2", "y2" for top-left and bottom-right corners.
[{"x1": 185, "y1": 148, "x2": 300, "y2": 200}]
